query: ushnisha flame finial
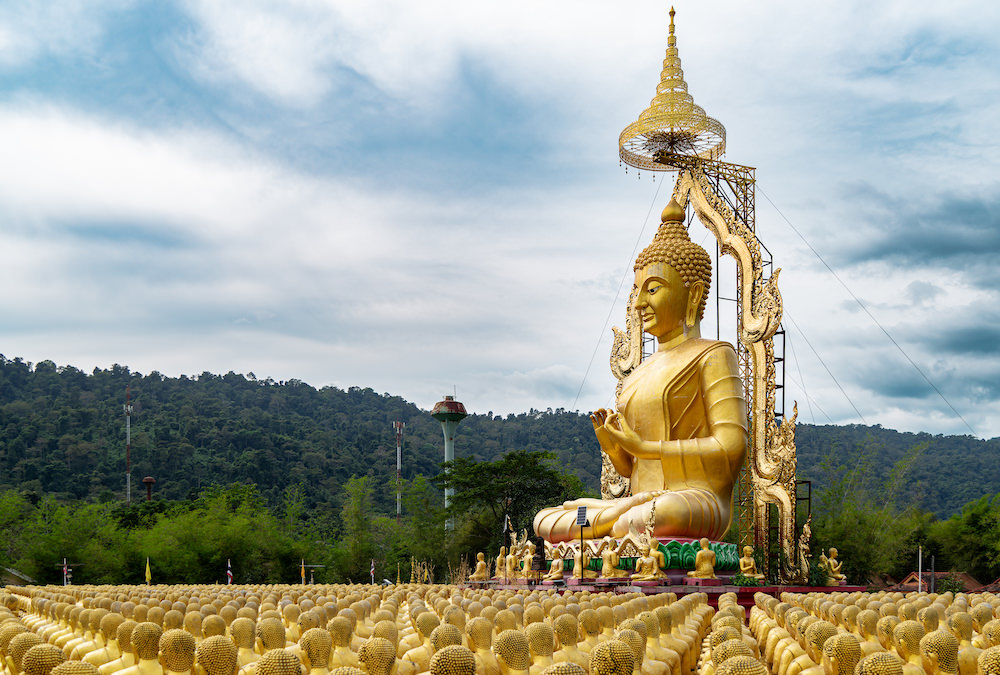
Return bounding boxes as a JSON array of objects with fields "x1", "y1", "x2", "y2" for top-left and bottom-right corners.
[{"x1": 619, "y1": 7, "x2": 726, "y2": 171}]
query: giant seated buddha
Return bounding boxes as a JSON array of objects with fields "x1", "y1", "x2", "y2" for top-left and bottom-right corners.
[{"x1": 534, "y1": 199, "x2": 748, "y2": 543}]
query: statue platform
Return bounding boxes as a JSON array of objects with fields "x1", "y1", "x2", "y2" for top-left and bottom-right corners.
[{"x1": 683, "y1": 576, "x2": 723, "y2": 586}]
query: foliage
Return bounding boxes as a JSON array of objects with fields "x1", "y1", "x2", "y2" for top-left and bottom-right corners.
[
  {"x1": 935, "y1": 571, "x2": 966, "y2": 595},
  {"x1": 925, "y1": 494, "x2": 1000, "y2": 583},
  {"x1": 808, "y1": 437, "x2": 929, "y2": 585},
  {"x1": 730, "y1": 572, "x2": 763, "y2": 587},
  {"x1": 437, "y1": 449, "x2": 589, "y2": 562}
]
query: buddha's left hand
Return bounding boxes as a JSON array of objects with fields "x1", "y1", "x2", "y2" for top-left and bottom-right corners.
[{"x1": 604, "y1": 412, "x2": 647, "y2": 457}]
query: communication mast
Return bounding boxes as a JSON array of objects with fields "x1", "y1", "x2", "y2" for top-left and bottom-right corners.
[
  {"x1": 392, "y1": 421, "x2": 405, "y2": 522},
  {"x1": 124, "y1": 386, "x2": 133, "y2": 505}
]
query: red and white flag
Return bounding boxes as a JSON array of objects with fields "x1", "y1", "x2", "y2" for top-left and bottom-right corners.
[
  {"x1": 226, "y1": 559, "x2": 233, "y2": 585},
  {"x1": 370, "y1": 559, "x2": 375, "y2": 584}
]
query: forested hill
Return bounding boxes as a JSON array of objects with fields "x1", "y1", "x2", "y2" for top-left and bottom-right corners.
[{"x1": 1, "y1": 355, "x2": 997, "y2": 518}]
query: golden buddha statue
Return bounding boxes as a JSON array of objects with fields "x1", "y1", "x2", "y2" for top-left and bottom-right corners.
[
  {"x1": 493, "y1": 548, "x2": 508, "y2": 581},
  {"x1": 894, "y1": 621, "x2": 928, "y2": 675},
  {"x1": 493, "y1": 630, "x2": 530, "y2": 675},
  {"x1": 534, "y1": 200, "x2": 748, "y2": 543},
  {"x1": 856, "y1": 653, "x2": 905, "y2": 675},
  {"x1": 429, "y1": 645, "x2": 476, "y2": 675},
  {"x1": 821, "y1": 634, "x2": 862, "y2": 675},
  {"x1": 466, "y1": 618, "x2": 500, "y2": 675},
  {"x1": 52, "y1": 662, "x2": 101, "y2": 675},
  {"x1": 98, "y1": 621, "x2": 137, "y2": 675},
  {"x1": 595, "y1": 538, "x2": 627, "y2": 579},
  {"x1": 469, "y1": 554, "x2": 490, "y2": 582},
  {"x1": 631, "y1": 542, "x2": 667, "y2": 582},
  {"x1": 978, "y1": 647, "x2": 1000, "y2": 675},
  {"x1": 551, "y1": 615, "x2": 588, "y2": 672},
  {"x1": 117, "y1": 623, "x2": 163, "y2": 675},
  {"x1": 160, "y1": 629, "x2": 197, "y2": 675},
  {"x1": 195, "y1": 637, "x2": 238, "y2": 675},
  {"x1": 9, "y1": 633, "x2": 45, "y2": 675},
  {"x1": 687, "y1": 539, "x2": 717, "y2": 579},
  {"x1": 254, "y1": 650, "x2": 300, "y2": 675},
  {"x1": 920, "y1": 631, "x2": 960, "y2": 675},
  {"x1": 739, "y1": 547, "x2": 765, "y2": 581},
  {"x1": 589, "y1": 640, "x2": 634, "y2": 675},
  {"x1": 526, "y1": 623, "x2": 555, "y2": 675},
  {"x1": 818, "y1": 550, "x2": 845, "y2": 586},
  {"x1": 21, "y1": 644, "x2": 67, "y2": 675}
]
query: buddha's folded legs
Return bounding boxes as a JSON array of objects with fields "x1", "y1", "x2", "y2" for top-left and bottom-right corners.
[{"x1": 533, "y1": 489, "x2": 729, "y2": 544}]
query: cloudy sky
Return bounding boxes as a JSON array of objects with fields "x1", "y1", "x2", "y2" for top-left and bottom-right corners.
[{"x1": 1, "y1": 0, "x2": 998, "y2": 438}]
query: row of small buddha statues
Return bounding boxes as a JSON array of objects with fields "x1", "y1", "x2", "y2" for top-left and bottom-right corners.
[
  {"x1": 1, "y1": 583, "x2": 717, "y2": 675},
  {"x1": 737, "y1": 590, "x2": 1000, "y2": 675},
  {"x1": 469, "y1": 534, "x2": 728, "y2": 583}
]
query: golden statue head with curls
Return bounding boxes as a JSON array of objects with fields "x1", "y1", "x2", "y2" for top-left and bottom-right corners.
[
  {"x1": 526, "y1": 622, "x2": 555, "y2": 659},
  {"x1": 51, "y1": 662, "x2": 99, "y2": 675},
  {"x1": 715, "y1": 655, "x2": 768, "y2": 675},
  {"x1": 196, "y1": 636, "x2": 238, "y2": 675},
  {"x1": 256, "y1": 650, "x2": 302, "y2": 675},
  {"x1": 20, "y1": 644, "x2": 66, "y2": 675},
  {"x1": 229, "y1": 618, "x2": 255, "y2": 650},
  {"x1": 820, "y1": 632, "x2": 861, "y2": 675},
  {"x1": 300, "y1": 628, "x2": 332, "y2": 669},
  {"x1": 131, "y1": 622, "x2": 163, "y2": 661},
  {"x1": 804, "y1": 621, "x2": 839, "y2": 661},
  {"x1": 541, "y1": 665, "x2": 587, "y2": 675},
  {"x1": 856, "y1": 652, "x2": 904, "y2": 675},
  {"x1": 493, "y1": 630, "x2": 531, "y2": 673},
  {"x1": 430, "y1": 624, "x2": 463, "y2": 653},
  {"x1": 160, "y1": 629, "x2": 197, "y2": 673},
  {"x1": 430, "y1": 645, "x2": 476, "y2": 675},
  {"x1": 711, "y1": 638, "x2": 754, "y2": 666},
  {"x1": 358, "y1": 638, "x2": 395, "y2": 675},
  {"x1": 919, "y1": 630, "x2": 958, "y2": 675},
  {"x1": 589, "y1": 640, "x2": 634, "y2": 675},
  {"x1": 893, "y1": 621, "x2": 926, "y2": 661}
]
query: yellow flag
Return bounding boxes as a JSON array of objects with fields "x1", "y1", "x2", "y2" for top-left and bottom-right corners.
[
  {"x1": 145, "y1": 557, "x2": 151, "y2": 585},
  {"x1": 300, "y1": 559, "x2": 305, "y2": 584}
]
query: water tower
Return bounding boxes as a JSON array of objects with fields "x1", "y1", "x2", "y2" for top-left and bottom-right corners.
[{"x1": 431, "y1": 395, "x2": 467, "y2": 529}]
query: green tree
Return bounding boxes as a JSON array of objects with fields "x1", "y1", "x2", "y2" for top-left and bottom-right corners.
[
  {"x1": 438, "y1": 449, "x2": 589, "y2": 562},
  {"x1": 926, "y1": 494, "x2": 1000, "y2": 583}
]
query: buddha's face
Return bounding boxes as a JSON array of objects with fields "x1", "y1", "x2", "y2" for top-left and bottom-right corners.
[{"x1": 635, "y1": 263, "x2": 691, "y2": 341}]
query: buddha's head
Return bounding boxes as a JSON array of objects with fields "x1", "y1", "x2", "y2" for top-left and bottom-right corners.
[
  {"x1": 893, "y1": 621, "x2": 926, "y2": 661},
  {"x1": 633, "y1": 199, "x2": 711, "y2": 343},
  {"x1": 803, "y1": 621, "x2": 839, "y2": 662},
  {"x1": 589, "y1": 640, "x2": 634, "y2": 675},
  {"x1": 493, "y1": 629, "x2": 530, "y2": 674},
  {"x1": 51, "y1": 662, "x2": 99, "y2": 675},
  {"x1": 856, "y1": 653, "x2": 904, "y2": 675},
  {"x1": 821, "y1": 633, "x2": 861, "y2": 675},
  {"x1": 20, "y1": 644, "x2": 66, "y2": 675},
  {"x1": 299, "y1": 628, "x2": 331, "y2": 669},
  {"x1": 541, "y1": 665, "x2": 586, "y2": 675},
  {"x1": 372, "y1": 620, "x2": 397, "y2": 646},
  {"x1": 229, "y1": 618, "x2": 254, "y2": 650},
  {"x1": 714, "y1": 655, "x2": 768, "y2": 675},
  {"x1": 132, "y1": 622, "x2": 163, "y2": 661},
  {"x1": 359, "y1": 638, "x2": 395, "y2": 675},
  {"x1": 253, "y1": 647, "x2": 300, "y2": 675},
  {"x1": 978, "y1": 647, "x2": 1000, "y2": 675},
  {"x1": 256, "y1": 618, "x2": 286, "y2": 652},
  {"x1": 160, "y1": 629, "x2": 197, "y2": 673},
  {"x1": 196, "y1": 636, "x2": 238, "y2": 675},
  {"x1": 430, "y1": 645, "x2": 476, "y2": 675},
  {"x1": 711, "y1": 638, "x2": 753, "y2": 666},
  {"x1": 920, "y1": 630, "x2": 958, "y2": 675},
  {"x1": 525, "y1": 622, "x2": 554, "y2": 659}
]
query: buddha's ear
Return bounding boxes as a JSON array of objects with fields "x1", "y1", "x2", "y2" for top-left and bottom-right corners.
[{"x1": 686, "y1": 281, "x2": 705, "y2": 327}]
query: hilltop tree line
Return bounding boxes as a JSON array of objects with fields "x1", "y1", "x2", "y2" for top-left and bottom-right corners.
[{"x1": 1, "y1": 354, "x2": 1000, "y2": 586}]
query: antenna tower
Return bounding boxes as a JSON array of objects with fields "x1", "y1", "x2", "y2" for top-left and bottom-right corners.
[
  {"x1": 124, "y1": 386, "x2": 133, "y2": 505},
  {"x1": 392, "y1": 421, "x2": 405, "y2": 522}
]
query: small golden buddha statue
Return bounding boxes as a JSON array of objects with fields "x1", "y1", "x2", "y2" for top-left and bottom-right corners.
[
  {"x1": 466, "y1": 618, "x2": 500, "y2": 675},
  {"x1": 98, "y1": 621, "x2": 137, "y2": 675},
  {"x1": 493, "y1": 630, "x2": 530, "y2": 675},
  {"x1": 543, "y1": 550, "x2": 565, "y2": 583},
  {"x1": 21, "y1": 644, "x2": 67, "y2": 675},
  {"x1": 571, "y1": 545, "x2": 598, "y2": 580},
  {"x1": 977, "y1": 647, "x2": 1000, "y2": 675},
  {"x1": 160, "y1": 629, "x2": 196, "y2": 675},
  {"x1": 818, "y1": 550, "x2": 845, "y2": 586},
  {"x1": 687, "y1": 539, "x2": 717, "y2": 579},
  {"x1": 534, "y1": 200, "x2": 748, "y2": 543},
  {"x1": 328, "y1": 619, "x2": 360, "y2": 670},
  {"x1": 894, "y1": 621, "x2": 928, "y2": 675},
  {"x1": 631, "y1": 540, "x2": 667, "y2": 582},
  {"x1": 589, "y1": 641, "x2": 634, "y2": 675},
  {"x1": 526, "y1": 623, "x2": 555, "y2": 675},
  {"x1": 117, "y1": 623, "x2": 164, "y2": 675},
  {"x1": 9, "y1": 633, "x2": 45, "y2": 675},
  {"x1": 821, "y1": 634, "x2": 862, "y2": 675},
  {"x1": 299, "y1": 629, "x2": 332, "y2": 675},
  {"x1": 469, "y1": 554, "x2": 490, "y2": 582},
  {"x1": 551, "y1": 615, "x2": 588, "y2": 672},
  {"x1": 429, "y1": 645, "x2": 475, "y2": 675},
  {"x1": 739, "y1": 547, "x2": 764, "y2": 581},
  {"x1": 53, "y1": 662, "x2": 101, "y2": 675},
  {"x1": 714, "y1": 655, "x2": 768, "y2": 675},
  {"x1": 195, "y1": 637, "x2": 238, "y2": 675},
  {"x1": 920, "y1": 631, "x2": 959, "y2": 675},
  {"x1": 856, "y1": 653, "x2": 905, "y2": 675},
  {"x1": 85, "y1": 614, "x2": 125, "y2": 668},
  {"x1": 253, "y1": 650, "x2": 300, "y2": 675},
  {"x1": 595, "y1": 538, "x2": 627, "y2": 579}
]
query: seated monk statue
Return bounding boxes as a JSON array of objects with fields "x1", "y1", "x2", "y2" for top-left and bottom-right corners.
[
  {"x1": 534, "y1": 199, "x2": 748, "y2": 543},
  {"x1": 739, "y1": 546, "x2": 765, "y2": 580},
  {"x1": 596, "y1": 537, "x2": 627, "y2": 578},
  {"x1": 493, "y1": 547, "x2": 507, "y2": 580},
  {"x1": 632, "y1": 541, "x2": 667, "y2": 582},
  {"x1": 469, "y1": 553, "x2": 490, "y2": 581},
  {"x1": 687, "y1": 538, "x2": 716, "y2": 579},
  {"x1": 819, "y1": 549, "x2": 845, "y2": 586}
]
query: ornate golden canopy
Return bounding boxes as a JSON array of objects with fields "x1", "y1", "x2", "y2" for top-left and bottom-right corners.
[{"x1": 618, "y1": 7, "x2": 726, "y2": 171}]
